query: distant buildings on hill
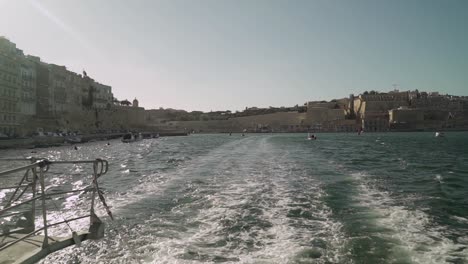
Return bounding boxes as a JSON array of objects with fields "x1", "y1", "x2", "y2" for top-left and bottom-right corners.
[
  {"x1": 1, "y1": 36, "x2": 467, "y2": 136},
  {"x1": 0, "y1": 36, "x2": 144, "y2": 137},
  {"x1": 163, "y1": 90, "x2": 468, "y2": 133}
]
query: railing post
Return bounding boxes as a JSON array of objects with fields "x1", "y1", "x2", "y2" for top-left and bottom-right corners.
[
  {"x1": 39, "y1": 166, "x2": 49, "y2": 248},
  {"x1": 90, "y1": 161, "x2": 97, "y2": 215},
  {"x1": 88, "y1": 160, "x2": 104, "y2": 239},
  {"x1": 31, "y1": 165, "x2": 38, "y2": 232},
  {"x1": 0, "y1": 157, "x2": 112, "y2": 252},
  {"x1": 5, "y1": 169, "x2": 28, "y2": 207}
]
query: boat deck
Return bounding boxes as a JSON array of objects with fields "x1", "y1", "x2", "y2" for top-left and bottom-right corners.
[
  {"x1": 0, "y1": 158, "x2": 110, "y2": 264},
  {"x1": 0, "y1": 232, "x2": 89, "y2": 264}
]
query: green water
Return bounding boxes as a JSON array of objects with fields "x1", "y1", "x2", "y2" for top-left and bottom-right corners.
[{"x1": 1, "y1": 132, "x2": 467, "y2": 263}]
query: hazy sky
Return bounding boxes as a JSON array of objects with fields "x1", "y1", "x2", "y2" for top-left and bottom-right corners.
[{"x1": 1, "y1": 0, "x2": 467, "y2": 111}]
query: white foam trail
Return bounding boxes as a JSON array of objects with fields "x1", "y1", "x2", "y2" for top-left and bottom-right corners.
[
  {"x1": 451, "y1": 216, "x2": 468, "y2": 224},
  {"x1": 0, "y1": 189, "x2": 9, "y2": 201},
  {"x1": 351, "y1": 172, "x2": 467, "y2": 263},
  {"x1": 139, "y1": 136, "x2": 347, "y2": 263},
  {"x1": 40, "y1": 136, "x2": 347, "y2": 263}
]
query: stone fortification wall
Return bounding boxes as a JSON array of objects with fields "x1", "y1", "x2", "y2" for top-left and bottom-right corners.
[
  {"x1": 234, "y1": 112, "x2": 305, "y2": 128},
  {"x1": 359, "y1": 92, "x2": 409, "y2": 102},
  {"x1": 167, "y1": 112, "x2": 306, "y2": 132},
  {"x1": 411, "y1": 97, "x2": 464, "y2": 111},
  {"x1": 165, "y1": 120, "x2": 234, "y2": 132},
  {"x1": 19, "y1": 106, "x2": 147, "y2": 135},
  {"x1": 389, "y1": 109, "x2": 424, "y2": 123},
  {"x1": 305, "y1": 108, "x2": 344, "y2": 123},
  {"x1": 65, "y1": 106, "x2": 147, "y2": 132},
  {"x1": 361, "y1": 100, "x2": 409, "y2": 116},
  {"x1": 318, "y1": 119, "x2": 357, "y2": 132},
  {"x1": 306, "y1": 102, "x2": 336, "y2": 109}
]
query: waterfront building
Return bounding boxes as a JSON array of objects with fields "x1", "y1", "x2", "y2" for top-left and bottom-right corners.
[
  {"x1": 305, "y1": 107, "x2": 345, "y2": 123},
  {"x1": 81, "y1": 75, "x2": 94, "y2": 110},
  {"x1": 19, "y1": 55, "x2": 36, "y2": 116},
  {"x1": 389, "y1": 107, "x2": 424, "y2": 124},
  {"x1": 49, "y1": 64, "x2": 68, "y2": 115},
  {"x1": 353, "y1": 91, "x2": 411, "y2": 132},
  {"x1": 0, "y1": 37, "x2": 22, "y2": 136},
  {"x1": 67, "y1": 71, "x2": 84, "y2": 112},
  {"x1": 388, "y1": 107, "x2": 424, "y2": 130},
  {"x1": 0, "y1": 37, "x2": 134, "y2": 135},
  {"x1": 361, "y1": 116, "x2": 389, "y2": 132},
  {"x1": 93, "y1": 82, "x2": 113, "y2": 109},
  {"x1": 29, "y1": 56, "x2": 51, "y2": 118},
  {"x1": 303, "y1": 100, "x2": 346, "y2": 131},
  {"x1": 411, "y1": 94, "x2": 464, "y2": 112}
]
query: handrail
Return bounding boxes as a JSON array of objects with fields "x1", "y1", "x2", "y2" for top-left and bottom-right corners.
[
  {"x1": 0, "y1": 158, "x2": 108, "y2": 178},
  {"x1": 0, "y1": 185, "x2": 30, "y2": 190},
  {"x1": 0, "y1": 162, "x2": 42, "y2": 177},
  {"x1": 0, "y1": 187, "x2": 94, "y2": 215},
  {"x1": 0, "y1": 195, "x2": 44, "y2": 215},
  {"x1": 0, "y1": 158, "x2": 112, "y2": 253}
]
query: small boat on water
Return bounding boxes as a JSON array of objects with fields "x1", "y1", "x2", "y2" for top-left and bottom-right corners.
[
  {"x1": 65, "y1": 135, "x2": 82, "y2": 144},
  {"x1": 357, "y1": 127, "x2": 364, "y2": 135},
  {"x1": 307, "y1": 133, "x2": 317, "y2": 140},
  {"x1": 122, "y1": 133, "x2": 143, "y2": 143},
  {"x1": 435, "y1": 132, "x2": 445, "y2": 138}
]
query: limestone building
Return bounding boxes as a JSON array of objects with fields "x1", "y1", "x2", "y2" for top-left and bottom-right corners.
[
  {"x1": 353, "y1": 91, "x2": 410, "y2": 132},
  {"x1": 303, "y1": 101, "x2": 346, "y2": 131},
  {"x1": 92, "y1": 82, "x2": 113, "y2": 109},
  {"x1": 19, "y1": 56, "x2": 36, "y2": 116},
  {"x1": 29, "y1": 56, "x2": 51, "y2": 118},
  {"x1": 67, "y1": 71, "x2": 84, "y2": 112},
  {"x1": 49, "y1": 64, "x2": 69, "y2": 115},
  {"x1": 0, "y1": 37, "x2": 22, "y2": 136}
]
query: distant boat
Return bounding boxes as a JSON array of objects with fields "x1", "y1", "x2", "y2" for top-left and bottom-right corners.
[
  {"x1": 122, "y1": 133, "x2": 143, "y2": 143},
  {"x1": 307, "y1": 133, "x2": 316, "y2": 140},
  {"x1": 435, "y1": 132, "x2": 445, "y2": 138},
  {"x1": 357, "y1": 127, "x2": 364, "y2": 135},
  {"x1": 65, "y1": 136, "x2": 82, "y2": 144}
]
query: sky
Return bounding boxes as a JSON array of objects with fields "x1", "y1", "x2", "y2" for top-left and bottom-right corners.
[{"x1": 0, "y1": 0, "x2": 467, "y2": 111}]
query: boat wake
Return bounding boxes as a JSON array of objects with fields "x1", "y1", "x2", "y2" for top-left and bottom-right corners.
[
  {"x1": 42, "y1": 136, "x2": 348, "y2": 263},
  {"x1": 351, "y1": 172, "x2": 468, "y2": 264}
]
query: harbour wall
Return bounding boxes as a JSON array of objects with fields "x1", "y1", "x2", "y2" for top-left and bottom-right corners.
[
  {"x1": 165, "y1": 112, "x2": 310, "y2": 132},
  {"x1": 20, "y1": 106, "x2": 148, "y2": 135}
]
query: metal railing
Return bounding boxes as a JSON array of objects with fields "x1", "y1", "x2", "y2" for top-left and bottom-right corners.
[{"x1": 0, "y1": 157, "x2": 112, "y2": 251}]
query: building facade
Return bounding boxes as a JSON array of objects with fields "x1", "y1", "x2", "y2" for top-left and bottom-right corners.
[
  {"x1": 19, "y1": 56, "x2": 36, "y2": 116},
  {"x1": 49, "y1": 64, "x2": 68, "y2": 115},
  {"x1": 0, "y1": 37, "x2": 22, "y2": 136},
  {"x1": 93, "y1": 82, "x2": 113, "y2": 109}
]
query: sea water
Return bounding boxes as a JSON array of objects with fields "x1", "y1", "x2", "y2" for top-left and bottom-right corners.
[{"x1": 1, "y1": 132, "x2": 467, "y2": 263}]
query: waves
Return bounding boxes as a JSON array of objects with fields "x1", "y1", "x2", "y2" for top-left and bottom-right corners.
[
  {"x1": 349, "y1": 171, "x2": 468, "y2": 264},
  {"x1": 123, "y1": 136, "x2": 348, "y2": 263},
  {"x1": 2, "y1": 132, "x2": 461, "y2": 264}
]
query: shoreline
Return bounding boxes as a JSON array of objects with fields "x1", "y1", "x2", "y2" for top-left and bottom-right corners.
[
  {"x1": 0, "y1": 131, "x2": 189, "y2": 150},
  {"x1": 1, "y1": 129, "x2": 466, "y2": 149}
]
